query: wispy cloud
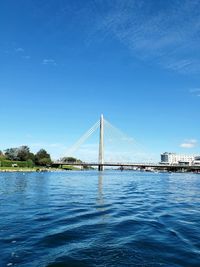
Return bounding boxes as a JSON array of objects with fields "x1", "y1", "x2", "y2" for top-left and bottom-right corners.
[
  {"x1": 190, "y1": 88, "x2": 200, "y2": 97},
  {"x1": 15, "y1": 47, "x2": 24, "y2": 52},
  {"x1": 29, "y1": 142, "x2": 64, "y2": 149},
  {"x1": 2, "y1": 46, "x2": 31, "y2": 60},
  {"x1": 23, "y1": 55, "x2": 31, "y2": 60},
  {"x1": 180, "y1": 139, "x2": 198, "y2": 148},
  {"x1": 91, "y1": 0, "x2": 200, "y2": 74},
  {"x1": 42, "y1": 59, "x2": 57, "y2": 66}
]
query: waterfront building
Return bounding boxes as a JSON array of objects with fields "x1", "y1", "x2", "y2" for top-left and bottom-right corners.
[
  {"x1": 193, "y1": 156, "x2": 200, "y2": 165},
  {"x1": 160, "y1": 152, "x2": 200, "y2": 165}
]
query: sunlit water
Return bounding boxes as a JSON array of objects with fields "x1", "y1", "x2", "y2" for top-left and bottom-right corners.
[{"x1": 1, "y1": 171, "x2": 200, "y2": 267}]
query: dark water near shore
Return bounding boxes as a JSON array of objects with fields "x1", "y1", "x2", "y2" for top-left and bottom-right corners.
[{"x1": 1, "y1": 171, "x2": 200, "y2": 267}]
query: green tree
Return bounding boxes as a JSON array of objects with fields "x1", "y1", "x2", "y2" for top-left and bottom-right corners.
[
  {"x1": 61, "y1": 157, "x2": 81, "y2": 163},
  {"x1": 38, "y1": 158, "x2": 52, "y2": 166},
  {"x1": 4, "y1": 148, "x2": 18, "y2": 160},
  {"x1": 4, "y1": 146, "x2": 33, "y2": 162},
  {"x1": 28, "y1": 152, "x2": 36, "y2": 164},
  {"x1": 35, "y1": 149, "x2": 51, "y2": 166},
  {"x1": 17, "y1": 146, "x2": 30, "y2": 161},
  {"x1": 0, "y1": 151, "x2": 5, "y2": 162}
]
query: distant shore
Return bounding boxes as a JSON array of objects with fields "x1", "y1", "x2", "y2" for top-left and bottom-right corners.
[
  {"x1": 0, "y1": 167, "x2": 63, "y2": 172},
  {"x1": 0, "y1": 165, "x2": 83, "y2": 172}
]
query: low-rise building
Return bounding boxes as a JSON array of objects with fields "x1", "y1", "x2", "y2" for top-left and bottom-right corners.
[
  {"x1": 192, "y1": 156, "x2": 200, "y2": 165},
  {"x1": 160, "y1": 152, "x2": 200, "y2": 165}
]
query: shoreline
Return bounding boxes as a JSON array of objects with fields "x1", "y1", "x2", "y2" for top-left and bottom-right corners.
[
  {"x1": 0, "y1": 168, "x2": 200, "y2": 174},
  {"x1": 0, "y1": 167, "x2": 64, "y2": 173}
]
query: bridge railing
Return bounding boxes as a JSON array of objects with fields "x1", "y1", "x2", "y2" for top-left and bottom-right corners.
[{"x1": 53, "y1": 161, "x2": 160, "y2": 165}]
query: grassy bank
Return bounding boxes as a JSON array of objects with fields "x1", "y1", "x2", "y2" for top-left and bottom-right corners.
[
  {"x1": 0, "y1": 166, "x2": 60, "y2": 172},
  {"x1": 0, "y1": 165, "x2": 82, "y2": 172}
]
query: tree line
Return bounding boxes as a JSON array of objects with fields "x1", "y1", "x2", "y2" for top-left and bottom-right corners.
[{"x1": 0, "y1": 146, "x2": 52, "y2": 166}]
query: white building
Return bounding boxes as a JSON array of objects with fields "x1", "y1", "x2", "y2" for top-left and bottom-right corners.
[
  {"x1": 193, "y1": 156, "x2": 200, "y2": 165},
  {"x1": 160, "y1": 152, "x2": 200, "y2": 165}
]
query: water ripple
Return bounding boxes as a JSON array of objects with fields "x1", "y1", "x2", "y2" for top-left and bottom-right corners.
[{"x1": 1, "y1": 171, "x2": 200, "y2": 266}]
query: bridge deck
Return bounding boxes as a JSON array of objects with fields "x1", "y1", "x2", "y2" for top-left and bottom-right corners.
[{"x1": 52, "y1": 162, "x2": 200, "y2": 170}]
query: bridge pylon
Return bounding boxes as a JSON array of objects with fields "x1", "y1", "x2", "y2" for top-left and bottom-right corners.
[{"x1": 98, "y1": 114, "x2": 104, "y2": 171}]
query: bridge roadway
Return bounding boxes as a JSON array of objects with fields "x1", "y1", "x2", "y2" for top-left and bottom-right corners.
[{"x1": 52, "y1": 162, "x2": 200, "y2": 171}]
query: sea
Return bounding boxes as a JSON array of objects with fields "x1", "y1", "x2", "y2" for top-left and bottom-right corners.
[{"x1": 1, "y1": 171, "x2": 200, "y2": 267}]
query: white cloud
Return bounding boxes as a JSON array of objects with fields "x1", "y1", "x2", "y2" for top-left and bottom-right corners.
[
  {"x1": 190, "y1": 88, "x2": 200, "y2": 97},
  {"x1": 91, "y1": 0, "x2": 200, "y2": 74},
  {"x1": 29, "y1": 142, "x2": 64, "y2": 149},
  {"x1": 23, "y1": 55, "x2": 31, "y2": 60},
  {"x1": 180, "y1": 139, "x2": 198, "y2": 148},
  {"x1": 15, "y1": 47, "x2": 24, "y2": 52},
  {"x1": 42, "y1": 59, "x2": 57, "y2": 66}
]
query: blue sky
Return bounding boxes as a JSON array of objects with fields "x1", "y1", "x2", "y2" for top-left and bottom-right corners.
[{"x1": 0, "y1": 0, "x2": 200, "y2": 161}]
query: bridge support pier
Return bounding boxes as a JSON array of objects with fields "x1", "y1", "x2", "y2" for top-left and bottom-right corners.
[{"x1": 98, "y1": 164, "x2": 104, "y2": 171}]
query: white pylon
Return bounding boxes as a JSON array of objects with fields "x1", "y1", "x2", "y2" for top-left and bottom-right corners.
[{"x1": 98, "y1": 114, "x2": 104, "y2": 171}]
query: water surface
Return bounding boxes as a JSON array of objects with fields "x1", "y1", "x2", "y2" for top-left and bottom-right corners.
[{"x1": 1, "y1": 171, "x2": 200, "y2": 266}]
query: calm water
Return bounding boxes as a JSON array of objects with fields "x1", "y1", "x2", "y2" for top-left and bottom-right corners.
[{"x1": 1, "y1": 171, "x2": 200, "y2": 267}]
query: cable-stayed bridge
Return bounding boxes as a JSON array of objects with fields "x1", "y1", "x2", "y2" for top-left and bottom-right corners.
[
  {"x1": 53, "y1": 114, "x2": 155, "y2": 171},
  {"x1": 52, "y1": 114, "x2": 200, "y2": 172}
]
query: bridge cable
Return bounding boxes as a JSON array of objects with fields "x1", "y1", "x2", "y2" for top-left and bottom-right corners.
[
  {"x1": 62, "y1": 120, "x2": 100, "y2": 157},
  {"x1": 104, "y1": 119, "x2": 152, "y2": 162}
]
